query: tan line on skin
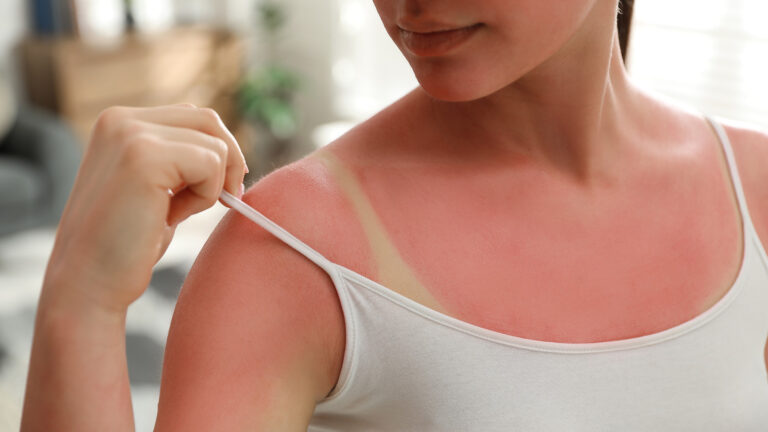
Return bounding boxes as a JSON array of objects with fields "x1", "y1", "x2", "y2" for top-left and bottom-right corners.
[{"x1": 312, "y1": 150, "x2": 449, "y2": 314}]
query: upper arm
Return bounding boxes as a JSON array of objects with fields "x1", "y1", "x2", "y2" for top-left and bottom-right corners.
[{"x1": 153, "y1": 158, "x2": 350, "y2": 431}]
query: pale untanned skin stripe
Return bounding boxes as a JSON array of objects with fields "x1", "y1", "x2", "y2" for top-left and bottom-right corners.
[
  {"x1": 312, "y1": 150, "x2": 449, "y2": 315},
  {"x1": 258, "y1": 352, "x2": 325, "y2": 430}
]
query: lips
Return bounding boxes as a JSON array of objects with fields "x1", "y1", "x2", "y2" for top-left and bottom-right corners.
[{"x1": 399, "y1": 23, "x2": 483, "y2": 57}]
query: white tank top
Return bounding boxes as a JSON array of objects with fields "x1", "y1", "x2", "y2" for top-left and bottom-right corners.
[{"x1": 220, "y1": 117, "x2": 768, "y2": 431}]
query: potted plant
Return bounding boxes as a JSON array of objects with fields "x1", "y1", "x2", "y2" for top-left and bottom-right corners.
[{"x1": 237, "y1": 1, "x2": 301, "y2": 178}]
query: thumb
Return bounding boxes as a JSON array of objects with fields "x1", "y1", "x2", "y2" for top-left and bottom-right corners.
[{"x1": 156, "y1": 223, "x2": 178, "y2": 263}]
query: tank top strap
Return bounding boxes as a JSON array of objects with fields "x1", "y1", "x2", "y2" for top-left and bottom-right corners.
[
  {"x1": 704, "y1": 115, "x2": 757, "y2": 235},
  {"x1": 219, "y1": 189, "x2": 338, "y2": 276}
]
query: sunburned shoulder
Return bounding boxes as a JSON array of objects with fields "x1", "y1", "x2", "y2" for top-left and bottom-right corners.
[
  {"x1": 186, "y1": 152, "x2": 370, "y2": 309},
  {"x1": 156, "y1": 154, "x2": 374, "y2": 429},
  {"x1": 220, "y1": 153, "x2": 374, "y2": 371},
  {"x1": 717, "y1": 119, "x2": 768, "y2": 248},
  {"x1": 618, "y1": 86, "x2": 768, "y2": 246}
]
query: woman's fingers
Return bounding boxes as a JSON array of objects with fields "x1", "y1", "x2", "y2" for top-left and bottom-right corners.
[
  {"x1": 127, "y1": 105, "x2": 248, "y2": 195},
  {"x1": 40, "y1": 104, "x2": 246, "y2": 315},
  {"x1": 142, "y1": 139, "x2": 226, "y2": 226},
  {"x1": 136, "y1": 121, "x2": 236, "y2": 198}
]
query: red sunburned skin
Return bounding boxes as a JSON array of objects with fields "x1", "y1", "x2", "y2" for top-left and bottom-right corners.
[{"x1": 399, "y1": 24, "x2": 484, "y2": 57}]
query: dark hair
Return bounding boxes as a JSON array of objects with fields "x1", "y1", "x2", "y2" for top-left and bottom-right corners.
[{"x1": 617, "y1": 0, "x2": 635, "y2": 61}]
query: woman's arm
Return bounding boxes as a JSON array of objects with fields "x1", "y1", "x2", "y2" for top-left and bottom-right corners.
[
  {"x1": 21, "y1": 105, "x2": 248, "y2": 431},
  {"x1": 23, "y1": 218, "x2": 341, "y2": 432},
  {"x1": 22, "y1": 138, "x2": 347, "y2": 430},
  {"x1": 22, "y1": 279, "x2": 136, "y2": 431}
]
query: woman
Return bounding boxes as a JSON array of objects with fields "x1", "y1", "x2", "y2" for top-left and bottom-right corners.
[{"x1": 21, "y1": 0, "x2": 768, "y2": 430}]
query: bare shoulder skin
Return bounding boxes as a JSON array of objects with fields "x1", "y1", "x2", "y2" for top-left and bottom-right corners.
[
  {"x1": 720, "y1": 121, "x2": 768, "y2": 248},
  {"x1": 156, "y1": 156, "x2": 370, "y2": 430}
]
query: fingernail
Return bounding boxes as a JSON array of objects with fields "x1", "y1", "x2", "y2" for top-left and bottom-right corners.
[
  {"x1": 238, "y1": 183, "x2": 244, "y2": 199},
  {"x1": 244, "y1": 163, "x2": 250, "y2": 174}
]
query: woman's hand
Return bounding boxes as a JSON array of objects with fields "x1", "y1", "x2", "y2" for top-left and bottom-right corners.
[
  {"x1": 42, "y1": 104, "x2": 248, "y2": 314},
  {"x1": 21, "y1": 104, "x2": 248, "y2": 432}
]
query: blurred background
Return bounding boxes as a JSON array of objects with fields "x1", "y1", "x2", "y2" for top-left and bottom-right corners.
[{"x1": 0, "y1": 0, "x2": 766, "y2": 429}]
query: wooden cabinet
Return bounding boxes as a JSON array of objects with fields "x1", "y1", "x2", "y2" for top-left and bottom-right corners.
[{"x1": 20, "y1": 26, "x2": 246, "y2": 146}]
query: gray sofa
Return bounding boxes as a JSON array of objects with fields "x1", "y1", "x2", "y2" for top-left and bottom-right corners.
[{"x1": 0, "y1": 106, "x2": 81, "y2": 237}]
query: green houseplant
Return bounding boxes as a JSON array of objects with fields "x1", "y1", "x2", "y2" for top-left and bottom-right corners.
[{"x1": 237, "y1": 1, "x2": 301, "y2": 175}]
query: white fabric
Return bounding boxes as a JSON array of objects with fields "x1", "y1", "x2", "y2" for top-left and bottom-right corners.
[{"x1": 219, "y1": 116, "x2": 768, "y2": 431}]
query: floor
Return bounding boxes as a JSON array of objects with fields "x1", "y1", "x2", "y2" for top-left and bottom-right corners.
[{"x1": 0, "y1": 203, "x2": 228, "y2": 431}]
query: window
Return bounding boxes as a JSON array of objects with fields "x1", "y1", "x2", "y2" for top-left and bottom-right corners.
[{"x1": 628, "y1": 0, "x2": 768, "y2": 129}]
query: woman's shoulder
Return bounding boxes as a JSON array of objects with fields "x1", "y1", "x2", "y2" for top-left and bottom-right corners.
[
  {"x1": 234, "y1": 89, "x2": 428, "y2": 277},
  {"x1": 159, "y1": 149, "x2": 380, "y2": 417},
  {"x1": 715, "y1": 116, "x2": 768, "y2": 162},
  {"x1": 241, "y1": 149, "x2": 376, "y2": 271},
  {"x1": 716, "y1": 118, "x2": 768, "y2": 246},
  {"x1": 638, "y1": 88, "x2": 768, "y2": 248}
]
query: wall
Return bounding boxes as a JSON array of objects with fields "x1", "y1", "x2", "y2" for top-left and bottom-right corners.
[
  {"x1": 627, "y1": 0, "x2": 768, "y2": 128},
  {"x1": 272, "y1": 0, "x2": 338, "y2": 156},
  {"x1": 0, "y1": 0, "x2": 28, "y2": 99}
]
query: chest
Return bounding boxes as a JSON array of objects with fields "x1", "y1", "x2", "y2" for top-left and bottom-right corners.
[{"x1": 349, "y1": 158, "x2": 744, "y2": 343}]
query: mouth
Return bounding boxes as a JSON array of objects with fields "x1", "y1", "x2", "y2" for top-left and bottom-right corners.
[{"x1": 398, "y1": 23, "x2": 484, "y2": 58}]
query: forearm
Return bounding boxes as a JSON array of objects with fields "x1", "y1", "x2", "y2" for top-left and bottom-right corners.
[{"x1": 21, "y1": 280, "x2": 135, "y2": 432}]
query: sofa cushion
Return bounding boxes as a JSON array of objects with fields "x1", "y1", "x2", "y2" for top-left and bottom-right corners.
[{"x1": 0, "y1": 156, "x2": 44, "y2": 215}]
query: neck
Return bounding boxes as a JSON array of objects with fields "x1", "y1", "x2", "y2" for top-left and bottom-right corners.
[{"x1": 421, "y1": 3, "x2": 642, "y2": 185}]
